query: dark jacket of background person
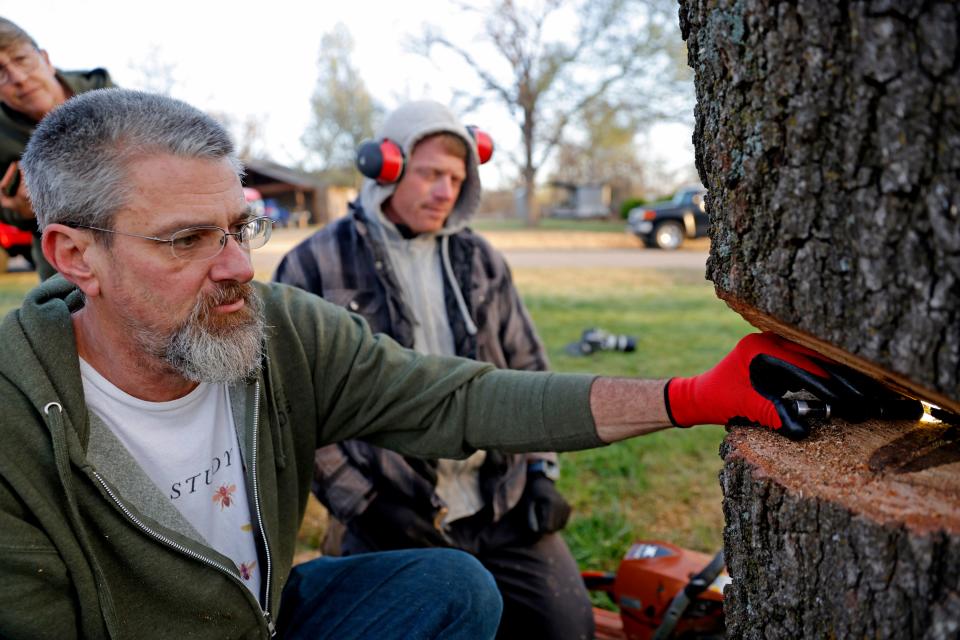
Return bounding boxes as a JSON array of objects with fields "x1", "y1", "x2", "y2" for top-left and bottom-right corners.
[
  {"x1": 275, "y1": 98, "x2": 596, "y2": 639},
  {"x1": 275, "y1": 200, "x2": 557, "y2": 534},
  {"x1": 0, "y1": 68, "x2": 113, "y2": 278},
  {"x1": 0, "y1": 276, "x2": 599, "y2": 639}
]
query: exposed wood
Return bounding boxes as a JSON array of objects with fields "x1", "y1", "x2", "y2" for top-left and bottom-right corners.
[{"x1": 721, "y1": 422, "x2": 960, "y2": 638}]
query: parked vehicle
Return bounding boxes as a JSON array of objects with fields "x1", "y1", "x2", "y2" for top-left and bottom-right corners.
[
  {"x1": 243, "y1": 187, "x2": 266, "y2": 217},
  {"x1": 627, "y1": 187, "x2": 708, "y2": 250},
  {"x1": 0, "y1": 222, "x2": 34, "y2": 272},
  {"x1": 264, "y1": 198, "x2": 293, "y2": 227}
]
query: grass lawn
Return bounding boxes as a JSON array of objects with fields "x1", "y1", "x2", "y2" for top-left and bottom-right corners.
[
  {"x1": 513, "y1": 267, "x2": 751, "y2": 573},
  {"x1": 0, "y1": 262, "x2": 752, "y2": 577},
  {"x1": 0, "y1": 272, "x2": 37, "y2": 316}
]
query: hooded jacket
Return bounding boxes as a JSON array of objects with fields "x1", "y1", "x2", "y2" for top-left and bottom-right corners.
[
  {"x1": 0, "y1": 276, "x2": 600, "y2": 639},
  {"x1": 358, "y1": 100, "x2": 484, "y2": 356},
  {"x1": 274, "y1": 101, "x2": 556, "y2": 530}
]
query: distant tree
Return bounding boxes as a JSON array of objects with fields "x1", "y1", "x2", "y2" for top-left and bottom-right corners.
[
  {"x1": 549, "y1": 99, "x2": 652, "y2": 212},
  {"x1": 126, "y1": 44, "x2": 178, "y2": 96},
  {"x1": 416, "y1": 0, "x2": 690, "y2": 225},
  {"x1": 208, "y1": 112, "x2": 269, "y2": 162},
  {"x1": 302, "y1": 23, "x2": 383, "y2": 185}
]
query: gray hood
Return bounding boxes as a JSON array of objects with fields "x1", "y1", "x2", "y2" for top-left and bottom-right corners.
[{"x1": 360, "y1": 100, "x2": 482, "y2": 233}]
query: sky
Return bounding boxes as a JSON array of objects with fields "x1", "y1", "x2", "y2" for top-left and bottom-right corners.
[{"x1": 4, "y1": 0, "x2": 697, "y2": 191}]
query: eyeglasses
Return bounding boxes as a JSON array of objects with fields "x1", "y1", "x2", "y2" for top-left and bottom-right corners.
[
  {"x1": 74, "y1": 216, "x2": 274, "y2": 261},
  {"x1": 0, "y1": 47, "x2": 40, "y2": 86}
]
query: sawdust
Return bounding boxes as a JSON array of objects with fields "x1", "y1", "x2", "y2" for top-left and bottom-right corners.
[{"x1": 725, "y1": 419, "x2": 960, "y2": 535}]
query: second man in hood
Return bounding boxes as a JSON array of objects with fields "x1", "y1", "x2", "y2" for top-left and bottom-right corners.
[{"x1": 274, "y1": 99, "x2": 595, "y2": 639}]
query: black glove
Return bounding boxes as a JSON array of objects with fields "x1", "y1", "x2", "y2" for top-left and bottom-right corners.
[
  {"x1": 522, "y1": 472, "x2": 572, "y2": 535},
  {"x1": 351, "y1": 494, "x2": 450, "y2": 550}
]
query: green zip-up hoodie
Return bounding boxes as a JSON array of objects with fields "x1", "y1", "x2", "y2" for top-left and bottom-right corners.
[{"x1": 0, "y1": 276, "x2": 600, "y2": 639}]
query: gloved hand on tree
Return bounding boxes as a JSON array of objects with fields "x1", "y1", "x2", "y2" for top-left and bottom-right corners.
[{"x1": 665, "y1": 332, "x2": 921, "y2": 440}]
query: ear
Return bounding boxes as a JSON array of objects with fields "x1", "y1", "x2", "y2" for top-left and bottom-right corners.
[
  {"x1": 42, "y1": 224, "x2": 101, "y2": 297},
  {"x1": 39, "y1": 49, "x2": 54, "y2": 71}
]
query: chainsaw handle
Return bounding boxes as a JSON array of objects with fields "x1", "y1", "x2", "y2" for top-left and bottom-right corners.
[{"x1": 650, "y1": 550, "x2": 725, "y2": 640}]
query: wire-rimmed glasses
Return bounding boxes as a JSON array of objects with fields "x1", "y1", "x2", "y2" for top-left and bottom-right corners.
[{"x1": 74, "y1": 216, "x2": 274, "y2": 261}]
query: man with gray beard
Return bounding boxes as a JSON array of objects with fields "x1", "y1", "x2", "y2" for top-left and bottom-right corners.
[
  {"x1": 150, "y1": 280, "x2": 265, "y2": 384},
  {"x1": 5, "y1": 88, "x2": 505, "y2": 639},
  {"x1": 1, "y1": 88, "x2": 852, "y2": 639}
]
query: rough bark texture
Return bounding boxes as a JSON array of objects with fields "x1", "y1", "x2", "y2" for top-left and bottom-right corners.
[
  {"x1": 678, "y1": 1, "x2": 960, "y2": 636},
  {"x1": 679, "y1": 0, "x2": 960, "y2": 407},
  {"x1": 721, "y1": 422, "x2": 960, "y2": 639}
]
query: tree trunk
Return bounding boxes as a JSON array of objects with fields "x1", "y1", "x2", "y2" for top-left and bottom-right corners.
[
  {"x1": 721, "y1": 421, "x2": 960, "y2": 639},
  {"x1": 523, "y1": 170, "x2": 540, "y2": 227},
  {"x1": 679, "y1": 0, "x2": 959, "y2": 410},
  {"x1": 679, "y1": 1, "x2": 960, "y2": 635}
]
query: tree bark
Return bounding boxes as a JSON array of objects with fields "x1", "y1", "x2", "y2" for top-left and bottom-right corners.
[
  {"x1": 679, "y1": 0, "x2": 960, "y2": 409},
  {"x1": 721, "y1": 421, "x2": 960, "y2": 639},
  {"x1": 679, "y1": 1, "x2": 960, "y2": 635}
]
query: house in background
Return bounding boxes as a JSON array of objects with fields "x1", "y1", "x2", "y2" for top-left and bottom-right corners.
[
  {"x1": 243, "y1": 159, "x2": 357, "y2": 226},
  {"x1": 547, "y1": 182, "x2": 612, "y2": 219}
]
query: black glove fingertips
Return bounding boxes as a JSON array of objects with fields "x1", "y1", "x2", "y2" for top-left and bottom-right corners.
[{"x1": 773, "y1": 397, "x2": 811, "y2": 441}]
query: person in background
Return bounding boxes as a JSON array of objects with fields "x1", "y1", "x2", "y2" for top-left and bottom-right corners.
[
  {"x1": 274, "y1": 100, "x2": 594, "y2": 639},
  {"x1": 0, "y1": 17, "x2": 112, "y2": 279},
  {"x1": 2, "y1": 87, "x2": 858, "y2": 638}
]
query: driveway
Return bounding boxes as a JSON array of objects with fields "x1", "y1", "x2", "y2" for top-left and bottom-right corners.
[
  {"x1": 501, "y1": 248, "x2": 707, "y2": 270},
  {"x1": 253, "y1": 226, "x2": 710, "y2": 279}
]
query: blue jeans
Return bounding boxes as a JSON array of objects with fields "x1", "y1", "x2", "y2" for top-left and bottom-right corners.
[{"x1": 276, "y1": 548, "x2": 503, "y2": 639}]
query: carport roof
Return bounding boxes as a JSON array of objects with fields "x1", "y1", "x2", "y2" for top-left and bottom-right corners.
[{"x1": 244, "y1": 159, "x2": 324, "y2": 190}]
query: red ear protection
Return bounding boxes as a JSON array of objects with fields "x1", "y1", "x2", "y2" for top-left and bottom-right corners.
[
  {"x1": 356, "y1": 128, "x2": 495, "y2": 184},
  {"x1": 356, "y1": 139, "x2": 405, "y2": 183},
  {"x1": 466, "y1": 126, "x2": 494, "y2": 165}
]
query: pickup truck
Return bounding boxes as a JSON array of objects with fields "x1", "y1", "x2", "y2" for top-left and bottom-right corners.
[{"x1": 626, "y1": 187, "x2": 708, "y2": 250}]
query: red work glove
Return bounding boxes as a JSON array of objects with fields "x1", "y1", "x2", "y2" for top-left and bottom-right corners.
[{"x1": 665, "y1": 332, "x2": 841, "y2": 440}]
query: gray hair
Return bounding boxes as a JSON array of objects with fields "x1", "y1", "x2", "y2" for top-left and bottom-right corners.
[
  {"x1": 20, "y1": 88, "x2": 243, "y2": 231},
  {"x1": 0, "y1": 18, "x2": 38, "y2": 52}
]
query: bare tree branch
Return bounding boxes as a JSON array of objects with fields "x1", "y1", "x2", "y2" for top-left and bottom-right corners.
[{"x1": 411, "y1": 0, "x2": 691, "y2": 224}]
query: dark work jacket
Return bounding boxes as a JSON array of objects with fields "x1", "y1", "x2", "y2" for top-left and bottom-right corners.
[{"x1": 274, "y1": 201, "x2": 555, "y2": 530}]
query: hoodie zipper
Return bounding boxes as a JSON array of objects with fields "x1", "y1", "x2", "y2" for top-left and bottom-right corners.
[
  {"x1": 88, "y1": 379, "x2": 276, "y2": 638},
  {"x1": 250, "y1": 382, "x2": 275, "y2": 635}
]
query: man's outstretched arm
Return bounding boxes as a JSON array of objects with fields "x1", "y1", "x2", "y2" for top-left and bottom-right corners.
[
  {"x1": 589, "y1": 330, "x2": 831, "y2": 443},
  {"x1": 591, "y1": 332, "x2": 912, "y2": 443},
  {"x1": 591, "y1": 378, "x2": 673, "y2": 443}
]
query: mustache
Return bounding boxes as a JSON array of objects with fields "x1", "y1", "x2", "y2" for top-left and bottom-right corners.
[
  {"x1": 162, "y1": 281, "x2": 265, "y2": 383},
  {"x1": 195, "y1": 282, "x2": 255, "y2": 317}
]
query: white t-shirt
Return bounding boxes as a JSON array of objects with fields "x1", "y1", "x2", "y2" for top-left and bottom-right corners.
[{"x1": 79, "y1": 359, "x2": 262, "y2": 600}]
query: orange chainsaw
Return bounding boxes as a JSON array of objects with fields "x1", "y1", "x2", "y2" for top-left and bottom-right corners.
[{"x1": 582, "y1": 540, "x2": 727, "y2": 640}]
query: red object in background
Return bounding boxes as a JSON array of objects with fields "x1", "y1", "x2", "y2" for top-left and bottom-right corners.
[
  {"x1": 0, "y1": 222, "x2": 32, "y2": 251},
  {"x1": 0, "y1": 221, "x2": 34, "y2": 272},
  {"x1": 584, "y1": 540, "x2": 727, "y2": 640}
]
